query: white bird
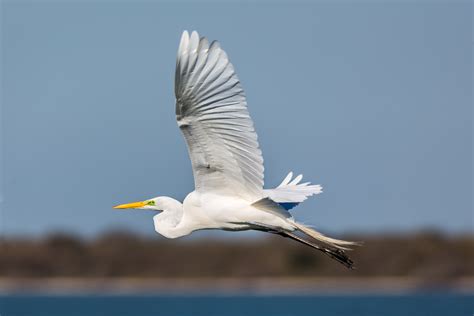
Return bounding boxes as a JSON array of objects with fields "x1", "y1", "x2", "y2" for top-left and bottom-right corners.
[{"x1": 114, "y1": 31, "x2": 359, "y2": 268}]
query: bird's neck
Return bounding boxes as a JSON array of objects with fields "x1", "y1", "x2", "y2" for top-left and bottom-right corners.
[{"x1": 153, "y1": 197, "x2": 192, "y2": 239}]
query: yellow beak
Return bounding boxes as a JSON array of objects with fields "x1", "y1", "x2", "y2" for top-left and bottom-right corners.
[{"x1": 113, "y1": 200, "x2": 148, "y2": 209}]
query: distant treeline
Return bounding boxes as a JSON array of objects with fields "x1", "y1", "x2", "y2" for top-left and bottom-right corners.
[{"x1": 1, "y1": 231, "x2": 473, "y2": 279}]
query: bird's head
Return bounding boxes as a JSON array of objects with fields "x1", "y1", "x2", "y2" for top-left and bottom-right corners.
[{"x1": 113, "y1": 197, "x2": 162, "y2": 211}]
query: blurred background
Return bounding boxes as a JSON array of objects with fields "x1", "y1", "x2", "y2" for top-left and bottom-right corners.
[{"x1": 0, "y1": 1, "x2": 472, "y2": 314}]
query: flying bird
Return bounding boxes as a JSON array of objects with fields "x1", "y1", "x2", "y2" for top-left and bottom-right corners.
[{"x1": 114, "y1": 31, "x2": 359, "y2": 268}]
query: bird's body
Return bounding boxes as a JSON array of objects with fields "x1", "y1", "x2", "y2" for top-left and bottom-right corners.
[
  {"x1": 115, "y1": 31, "x2": 359, "y2": 268},
  {"x1": 153, "y1": 192, "x2": 295, "y2": 239}
]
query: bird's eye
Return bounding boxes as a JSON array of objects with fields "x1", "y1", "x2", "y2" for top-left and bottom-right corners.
[{"x1": 147, "y1": 200, "x2": 155, "y2": 206}]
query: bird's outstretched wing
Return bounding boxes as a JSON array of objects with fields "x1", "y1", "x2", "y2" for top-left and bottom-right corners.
[{"x1": 175, "y1": 31, "x2": 264, "y2": 201}]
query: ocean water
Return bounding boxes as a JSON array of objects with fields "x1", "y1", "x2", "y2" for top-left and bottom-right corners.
[{"x1": 1, "y1": 293, "x2": 472, "y2": 316}]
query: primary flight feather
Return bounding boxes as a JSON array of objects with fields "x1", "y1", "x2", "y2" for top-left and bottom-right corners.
[{"x1": 114, "y1": 31, "x2": 359, "y2": 268}]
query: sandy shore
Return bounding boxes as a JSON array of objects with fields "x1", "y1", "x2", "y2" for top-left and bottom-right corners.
[{"x1": 1, "y1": 277, "x2": 473, "y2": 295}]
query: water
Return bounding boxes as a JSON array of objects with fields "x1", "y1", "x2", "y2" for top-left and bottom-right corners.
[{"x1": 1, "y1": 293, "x2": 472, "y2": 316}]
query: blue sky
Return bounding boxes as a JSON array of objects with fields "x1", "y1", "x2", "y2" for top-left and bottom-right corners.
[{"x1": 1, "y1": 1, "x2": 472, "y2": 237}]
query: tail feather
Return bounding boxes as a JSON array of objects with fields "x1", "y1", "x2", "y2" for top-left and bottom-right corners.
[
  {"x1": 245, "y1": 221, "x2": 359, "y2": 269},
  {"x1": 292, "y1": 221, "x2": 361, "y2": 251},
  {"x1": 281, "y1": 230, "x2": 355, "y2": 269}
]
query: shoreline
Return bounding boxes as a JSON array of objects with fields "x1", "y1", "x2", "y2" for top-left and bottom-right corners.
[{"x1": 1, "y1": 277, "x2": 473, "y2": 295}]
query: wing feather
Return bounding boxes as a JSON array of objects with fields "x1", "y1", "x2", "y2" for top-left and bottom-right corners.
[{"x1": 175, "y1": 31, "x2": 264, "y2": 201}]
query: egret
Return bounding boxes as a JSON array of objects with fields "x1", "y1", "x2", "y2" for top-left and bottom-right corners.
[{"x1": 114, "y1": 31, "x2": 359, "y2": 268}]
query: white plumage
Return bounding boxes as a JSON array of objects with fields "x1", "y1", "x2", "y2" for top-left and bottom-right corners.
[
  {"x1": 114, "y1": 31, "x2": 359, "y2": 268},
  {"x1": 175, "y1": 31, "x2": 263, "y2": 201},
  {"x1": 264, "y1": 172, "x2": 323, "y2": 205}
]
